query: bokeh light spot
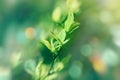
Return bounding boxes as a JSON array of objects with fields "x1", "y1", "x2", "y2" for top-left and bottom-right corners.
[
  {"x1": 80, "y1": 44, "x2": 92, "y2": 56},
  {"x1": 69, "y1": 65, "x2": 82, "y2": 79},
  {"x1": 102, "y1": 49, "x2": 119, "y2": 66},
  {"x1": 25, "y1": 27, "x2": 36, "y2": 39},
  {"x1": 16, "y1": 31, "x2": 26, "y2": 44}
]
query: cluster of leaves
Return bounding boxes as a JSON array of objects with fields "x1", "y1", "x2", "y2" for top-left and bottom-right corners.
[
  {"x1": 42, "y1": 12, "x2": 80, "y2": 55},
  {"x1": 25, "y1": 0, "x2": 80, "y2": 80}
]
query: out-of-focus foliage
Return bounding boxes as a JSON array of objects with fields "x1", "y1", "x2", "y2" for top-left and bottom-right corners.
[
  {"x1": 25, "y1": 0, "x2": 80, "y2": 80},
  {"x1": 0, "y1": 0, "x2": 120, "y2": 80}
]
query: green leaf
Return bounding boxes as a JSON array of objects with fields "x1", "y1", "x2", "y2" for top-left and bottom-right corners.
[
  {"x1": 63, "y1": 38, "x2": 70, "y2": 44},
  {"x1": 35, "y1": 60, "x2": 49, "y2": 80},
  {"x1": 53, "y1": 62, "x2": 64, "y2": 72},
  {"x1": 24, "y1": 59, "x2": 36, "y2": 76},
  {"x1": 62, "y1": 54, "x2": 72, "y2": 65},
  {"x1": 41, "y1": 39, "x2": 51, "y2": 50},
  {"x1": 50, "y1": 32, "x2": 62, "y2": 45},
  {"x1": 55, "y1": 45, "x2": 62, "y2": 51},
  {"x1": 50, "y1": 39, "x2": 56, "y2": 53},
  {"x1": 52, "y1": 7, "x2": 62, "y2": 22},
  {"x1": 65, "y1": 12, "x2": 74, "y2": 32},
  {"x1": 58, "y1": 29, "x2": 66, "y2": 42},
  {"x1": 69, "y1": 22, "x2": 80, "y2": 34}
]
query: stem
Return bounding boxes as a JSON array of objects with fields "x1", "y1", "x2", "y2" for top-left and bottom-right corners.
[
  {"x1": 42, "y1": 52, "x2": 60, "y2": 80},
  {"x1": 48, "y1": 57, "x2": 55, "y2": 75}
]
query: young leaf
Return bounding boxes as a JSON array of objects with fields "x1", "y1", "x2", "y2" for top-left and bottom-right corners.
[
  {"x1": 51, "y1": 32, "x2": 62, "y2": 45},
  {"x1": 55, "y1": 45, "x2": 62, "y2": 51},
  {"x1": 69, "y1": 22, "x2": 80, "y2": 34},
  {"x1": 35, "y1": 60, "x2": 49, "y2": 80},
  {"x1": 24, "y1": 59, "x2": 36, "y2": 76},
  {"x1": 50, "y1": 38, "x2": 56, "y2": 53},
  {"x1": 53, "y1": 61, "x2": 64, "y2": 72},
  {"x1": 65, "y1": 12, "x2": 74, "y2": 32},
  {"x1": 58, "y1": 29, "x2": 66, "y2": 42},
  {"x1": 41, "y1": 39, "x2": 51, "y2": 51},
  {"x1": 62, "y1": 54, "x2": 72, "y2": 65},
  {"x1": 63, "y1": 38, "x2": 70, "y2": 44},
  {"x1": 52, "y1": 7, "x2": 62, "y2": 22}
]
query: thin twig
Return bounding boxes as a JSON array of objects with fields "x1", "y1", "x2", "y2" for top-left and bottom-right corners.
[{"x1": 42, "y1": 52, "x2": 60, "y2": 80}]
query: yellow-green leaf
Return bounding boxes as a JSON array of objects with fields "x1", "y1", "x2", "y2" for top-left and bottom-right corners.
[
  {"x1": 63, "y1": 38, "x2": 70, "y2": 44},
  {"x1": 58, "y1": 29, "x2": 66, "y2": 42},
  {"x1": 65, "y1": 12, "x2": 74, "y2": 32},
  {"x1": 41, "y1": 39, "x2": 51, "y2": 50},
  {"x1": 69, "y1": 22, "x2": 80, "y2": 34},
  {"x1": 50, "y1": 39, "x2": 56, "y2": 53},
  {"x1": 51, "y1": 32, "x2": 62, "y2": 45}
]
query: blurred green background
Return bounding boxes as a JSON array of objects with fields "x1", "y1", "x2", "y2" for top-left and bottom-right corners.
[{"x1": 0, "y1": 0, "x2": 120, "y2": 80}]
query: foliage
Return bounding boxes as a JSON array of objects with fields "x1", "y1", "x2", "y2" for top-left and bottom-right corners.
[
  {"x1": 24, "y1": 0, "x2": 80, "y2": 80},
  {"x1": 1, "y1": 0, "x2": 120, "y2": 80}
]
